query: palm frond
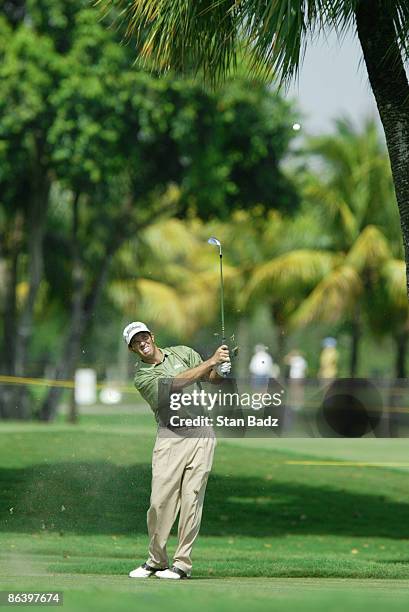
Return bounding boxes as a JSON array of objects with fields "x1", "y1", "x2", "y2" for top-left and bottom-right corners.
[
  {"x1": 98, "y1": 0, "x2": 409, "y2": 85},
  {"x1": 304, "y1": 179, "x2": 358, "y2": 244},
  {"x1": 110, "y1": 277, "x2": 183, "y2": 327},
  {"x1": 245, "y1": 249, "x2": 338, "y2": 304},
  {"x1": 110, "y1": 277, "x2": 213, "y2": 336},
  {"x1": 290, "y1": 264, "x2": 362, "y2": 327},
  {"x1": 346, "y1": 225, "x2": 391, "y2": 272},
  {"x1": 141, "y1": 216, "x2": 201, "y2": 260},
  {"x1": 304, "y1": 116, "x2": 400, "y2": 251},
  {"x1": 381, "y1": 259, "x2": 408, "y2": 312}
]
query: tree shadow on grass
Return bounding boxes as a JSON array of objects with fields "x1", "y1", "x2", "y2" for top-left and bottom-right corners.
[{"x1": 0, "y1": 461, "x2": 408, "y2": 539}]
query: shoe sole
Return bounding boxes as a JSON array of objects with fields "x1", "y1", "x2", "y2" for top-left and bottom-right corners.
[
  {"x1": 129, "y1": 572, "x2": 157, "y2": 579},
  {"x1": 155, "y1": 574, "x2": 190, "y2": 580},
  {"x1": 129, "y1": 566, "x2": 169, "y2": 578}
]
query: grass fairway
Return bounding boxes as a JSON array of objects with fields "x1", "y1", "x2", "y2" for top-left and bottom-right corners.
[{"x1": 1, "y1": 408, "x2": 409, "y2": 610}]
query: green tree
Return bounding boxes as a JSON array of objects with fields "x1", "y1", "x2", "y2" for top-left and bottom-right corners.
[
  {"x1": 0, "y1": 2, "x2": 299, "y2": 419},
  {"x1": 0, "y1": 17, "x2": 60, "y2": 417},
  {"x1": 103, "y1": 0, "x2": 409, "y2": 296},
  {"x1": 40, "y1": 26, "x2": 298, "y2": 419}
]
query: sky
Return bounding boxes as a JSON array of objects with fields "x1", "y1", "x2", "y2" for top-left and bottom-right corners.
[{"x1": 286, "y1": 29, "x2": 380, "y2": 136}]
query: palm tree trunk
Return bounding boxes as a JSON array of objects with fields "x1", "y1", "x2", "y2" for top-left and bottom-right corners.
[
  {"x1": 276, "y1": 324, "x2": 286, "y2": 371},
  {"x1": 394, "y1": 331, "x2": 408, "y2": 379},
  {"x1": 349, "y1": 318, "x2": 361, "y2": 378},
  {"x1": 356, "y1": 1, "x2": 409, "y2": 295},
  {"x1": 270, "y1": 304, "x2": 287, "y2": 369}
]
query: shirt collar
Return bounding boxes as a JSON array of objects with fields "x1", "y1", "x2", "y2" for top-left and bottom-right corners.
[{"x1": 135, "y1": 347, "x2": 170, "y2": 371}]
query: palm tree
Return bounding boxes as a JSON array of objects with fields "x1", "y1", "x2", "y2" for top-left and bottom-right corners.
[
  {"x1": 290, "y1": 225, "x2": 394, "y2": 376},
  {"x1": 304, "y1": 118, "x2": 401, "y2": 252},
  {"x1": 246, "y1": 118, "x2": 407, "y2": 376},
  {"x1": 245, "y1": 245, "x2": 339, "y2": 367},
  {"x1": 99, "y1": 0, "x2": 409, "y2": 296}
]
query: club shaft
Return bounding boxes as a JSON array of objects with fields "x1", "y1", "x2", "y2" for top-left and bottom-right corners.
[{"x1": 219, "y1": 253, "x2": 225, "y2": 343}]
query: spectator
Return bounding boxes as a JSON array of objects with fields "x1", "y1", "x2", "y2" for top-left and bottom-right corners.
[
  {"x1": 319, "y1": 337, "x2": 339, "y2": 379},
  {"x1": 249, "y1": 344, "x2": 279, "y2": 387}
]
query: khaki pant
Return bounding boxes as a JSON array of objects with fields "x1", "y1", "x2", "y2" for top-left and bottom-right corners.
[{"x1": 146, "y1": 434, "x2": 216, "y2": 574}]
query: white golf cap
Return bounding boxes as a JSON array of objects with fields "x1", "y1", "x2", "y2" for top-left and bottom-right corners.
[{"x1": 123, "y1": 321, "x2": 151, "y2": 346}]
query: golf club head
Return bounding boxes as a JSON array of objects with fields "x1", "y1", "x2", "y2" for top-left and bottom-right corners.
[{"x1": 208, "y1": 236, "x2": 222, "y2": 255}]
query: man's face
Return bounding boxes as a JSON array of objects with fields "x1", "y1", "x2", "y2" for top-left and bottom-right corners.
[{"x1": 130, "y1": 331, "x2": 155, "y2": 360}]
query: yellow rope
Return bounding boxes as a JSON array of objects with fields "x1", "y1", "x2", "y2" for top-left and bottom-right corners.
[{"x1": 0, "y1": 374, "x2": 137, "y2": 393}]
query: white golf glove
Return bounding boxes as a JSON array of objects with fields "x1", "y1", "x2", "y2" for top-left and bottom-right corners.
[{"x1": 216, "y1": 361, "x2": 231, "y2": 377}]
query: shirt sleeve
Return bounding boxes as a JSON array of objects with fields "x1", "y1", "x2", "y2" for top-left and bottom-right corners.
[
  {"x1": 134, "y1": 370, "x2": 158, "y2": 411},
  {"x1": 134, "y1": 370, "x2": 173, "y2": 423},
  {"x1": 187, "y1": 347, "x2": 203, "y2": 368}
]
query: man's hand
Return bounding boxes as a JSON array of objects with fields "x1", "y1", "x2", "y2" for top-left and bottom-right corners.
[
  {"x1": 215, "y1": 361, "x2": 232, "y2": 376},
  {"x1": 209, "y1": 344, "x2": 231, "y2": 379},
  {"x1": 210, "y1": 344, "x2": 231, "y2": 367}
]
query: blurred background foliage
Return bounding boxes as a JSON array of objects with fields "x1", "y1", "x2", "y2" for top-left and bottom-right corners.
[{"x1": 0, "y1": 0, "x2": 407, "y2": 420}]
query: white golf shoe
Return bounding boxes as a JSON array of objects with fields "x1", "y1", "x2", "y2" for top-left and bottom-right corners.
[
  {"x1": 155, "y1": 566, "x2": 190, "y2": 580},
  {"x1": 128, "y1": 563, "x2": 164, "y2": 578}
]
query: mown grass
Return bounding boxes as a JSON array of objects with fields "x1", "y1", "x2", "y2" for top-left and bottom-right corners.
[{"x1": 1, "y1": 410, "x2": 409, "y2": 610}]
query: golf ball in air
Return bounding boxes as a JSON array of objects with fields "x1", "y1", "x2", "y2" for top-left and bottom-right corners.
[{"x1": 292, "y1": 123, "x2": 301, "y2": 131}]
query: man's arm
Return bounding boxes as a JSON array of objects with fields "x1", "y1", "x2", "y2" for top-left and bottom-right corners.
[
  {"x1": 208, "y1": 367, "x2": 225, "y2": 383},
  {"x1": 171, "y1": 345, "x2": 230, "y2": 392}
]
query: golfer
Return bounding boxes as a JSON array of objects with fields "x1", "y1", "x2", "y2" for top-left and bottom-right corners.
[{"x1": 123, "y1": 321, "x2": 231, "y2": 580}]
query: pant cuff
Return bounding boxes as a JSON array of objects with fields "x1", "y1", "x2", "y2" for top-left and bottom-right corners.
[
  {"x1": 147, "y1": 558, "x2": 168, "y2": 570},
  {"x1": 172, "y1": 561, "x2": 191, "y2": 574}
]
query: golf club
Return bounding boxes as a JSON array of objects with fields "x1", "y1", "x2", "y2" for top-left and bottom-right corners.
[{"x1": 207, "y1": 236, "x2": 225, "y2": 344}]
